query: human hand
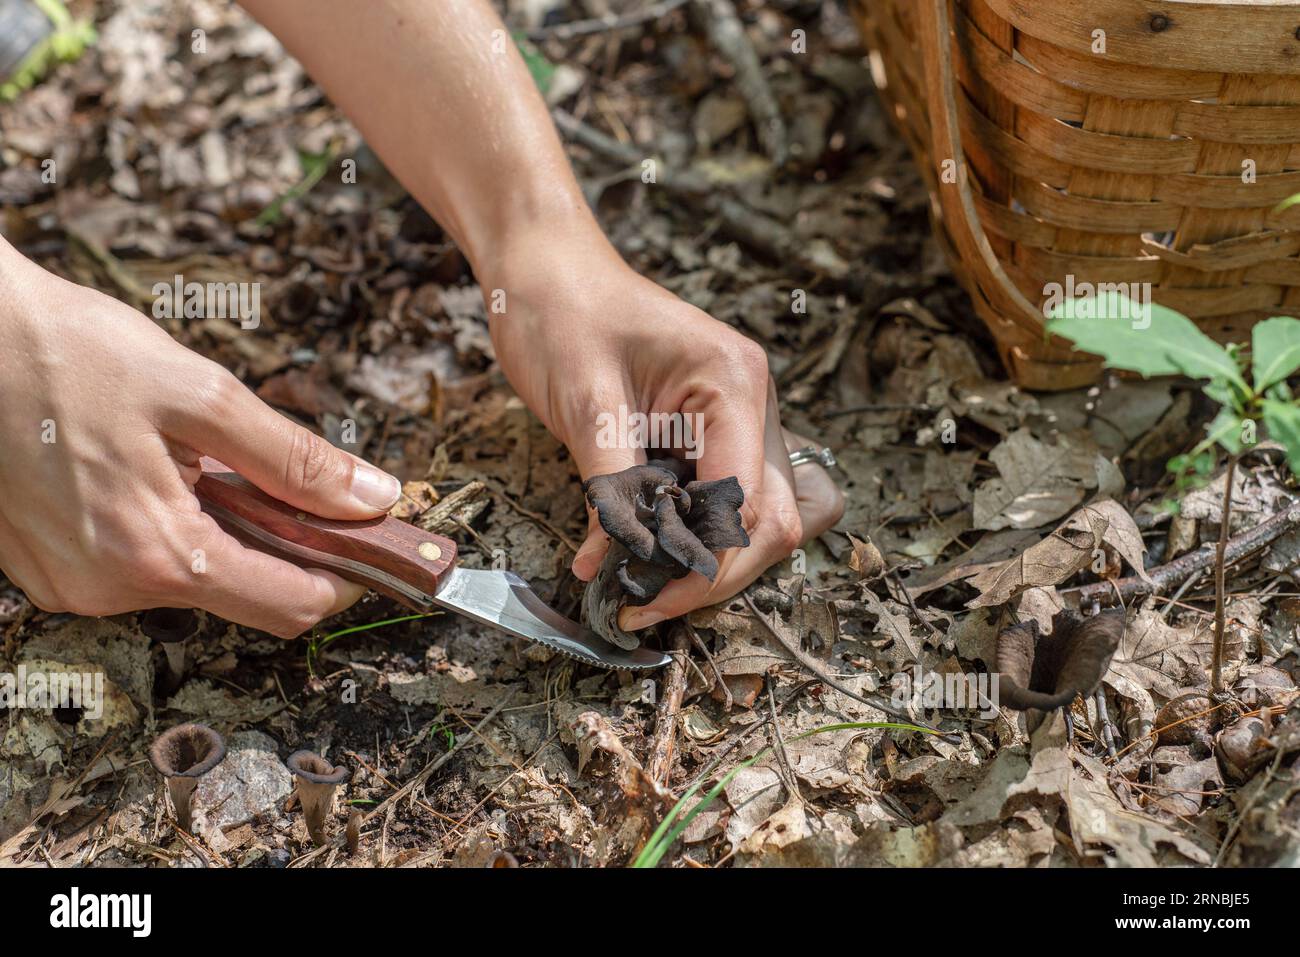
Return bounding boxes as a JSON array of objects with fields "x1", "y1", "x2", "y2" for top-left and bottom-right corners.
[
  {"x1": 481, "y1": 230, "x2": 844, "y2": 630},
  {"x1": 0, "y1": 246, "x2": 402, "y2": 637}
]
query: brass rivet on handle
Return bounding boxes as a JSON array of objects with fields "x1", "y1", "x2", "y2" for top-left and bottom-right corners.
[
  {"x1": 1149, "y1": 14, "x2": 1170, "y2": 32},
  {"x1": 418, "y1": 542, "x2": 442, "y2": 562}
]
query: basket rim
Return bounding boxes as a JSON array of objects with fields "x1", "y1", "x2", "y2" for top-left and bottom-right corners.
[{"x1": 982, "y1": 0, "x2": 1300, "y2": 76}]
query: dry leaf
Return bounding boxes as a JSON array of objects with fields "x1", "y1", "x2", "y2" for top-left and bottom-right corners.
[
  {"x1": 847, "y1": 533, "x2": 885, "y2": 580},
  {"x1": 973, "y1": 429, "x2": 1100, "y2": 531}
]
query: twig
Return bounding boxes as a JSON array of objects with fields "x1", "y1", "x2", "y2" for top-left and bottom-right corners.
[
  {"x1": 481, "y1": 478, "x2": 580, "y2": 553},
  {"x1": 1157, "y1": 567, "x2": 1204, "y2": 621},
  {"x1": 1067, "y1": 500, "x2": 1300, "y2": 607},
  {"x1": 527, "y1": 0, "x2": 688, "y2": 40},
  {"x1": 888, "y1": 568, "x2": 944, "y2": 641},
  {"x1": 765, "y1": 678, "x2": 803, "y2": 804},
  {"x1": 552, "y1": 109, "x2": 845, "y2": 279},
  {"x1": 689, "y1": 0, "x2": 788, "y2": 165},
  {"x1": 647, "y1": 626, "x2": 692, "y2": 785},
  {"x1": 740, "y1": 592, "x2": 958, "y2": 742},
  {"x1": 1211, "y1": 456, "x2": 1238, "y2": 695},
  {"x1": 687, "y1": 621, "x2": 731, "y2": 709},
  {"x1": 414, "y1": 480, "x2": 489, "y2": 535},
  {"x1": 1093, "y1": 688, "x2": 1117, "y2": 760},
  {"x1": 1, "y1": 731, "x2": 119, "y2": 861}
]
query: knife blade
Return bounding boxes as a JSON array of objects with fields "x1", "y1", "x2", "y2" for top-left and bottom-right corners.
[{"x1": 193, "y1": 458, "x2": 670, "y2": 670}]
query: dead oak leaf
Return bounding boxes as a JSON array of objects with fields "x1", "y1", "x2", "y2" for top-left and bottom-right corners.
[
  {"x1": 973, "y1": 429, "x2": 1100, "y2": 531},
  {"x1": 966, "y1": 500, "x2": 1148, "y2": 610},
  {"x1": 1008, "y1": 748, "x2": 1210, "y2": 865},
  {"x1": 1111, "y1": 608, "x2": 1211, "y2": 700},
  {"x1": 967, "y1": 503, "x2": 1108, "y2": 608}
]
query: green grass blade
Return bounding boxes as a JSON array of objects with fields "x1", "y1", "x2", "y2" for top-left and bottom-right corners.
[
  {"x1": 306, "y1": 612, "x2": 435, "y2": 677},
  {"x1": 632, "y1": 721, "x2": 935, "y2": 868}
]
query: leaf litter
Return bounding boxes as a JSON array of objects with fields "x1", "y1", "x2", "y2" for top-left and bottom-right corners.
[{"x1": 2, "y1": 0, "x2": 1299, "y2": 869}]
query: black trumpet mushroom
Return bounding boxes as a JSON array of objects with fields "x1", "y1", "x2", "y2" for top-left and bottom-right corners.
[
  {"x1": 996, "y1": 608, "x2": 1125, "y2": 733},
  {"x1": 287, "y1": 750, "x2": 349, "y2": 847},
  {"x1": 148, "y1": 723, "x2": 226, "y2": 834},
  {"x1": 581, "y1": 459, "x2": 749, "y2": 649},
  {"x1": 141, "y1": 607, "x2": 198, "y2": 694}
]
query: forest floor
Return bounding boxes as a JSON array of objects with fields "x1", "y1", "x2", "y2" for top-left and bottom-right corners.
[{"x1": 1, "y1": 0, "x2": 1298, "y2": 868}]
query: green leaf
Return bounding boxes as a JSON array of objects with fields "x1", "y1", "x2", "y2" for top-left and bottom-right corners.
[
  {"x1": 513, "y1": 33, "x2": 554, "y2": 94},
  {"x1": 1202, "y1": 405, "x2": 1244, "y2": 455},
  {"x1": 1275, "y1": 193, "x2": 1300, "y2": 215},
  {"x1": 1252, "y1": 316, "x2": 1300, "y2": 392},
  {"x1": 254, "y1": 145, "x2": 338, "y2": 227},
  {"x1": 1261, "y1": 399, "x2": 1300, "y2": 475},
  {"x1": 1046, "y1": 294, "x2": 1248, "y2": 394}
]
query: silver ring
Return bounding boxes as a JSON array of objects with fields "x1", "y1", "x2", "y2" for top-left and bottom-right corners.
[{"x1": 788, "y1": 445, "x2": 836, "y2": 469}]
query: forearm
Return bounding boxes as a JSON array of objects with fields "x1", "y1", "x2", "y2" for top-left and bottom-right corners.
[{"x1": 238, "y1": 0, "x2": 605, "y2": 276}]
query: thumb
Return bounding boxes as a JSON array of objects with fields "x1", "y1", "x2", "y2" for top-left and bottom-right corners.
[{"x1": 173, "y1": 368, "x2": 401, "y2": 519}]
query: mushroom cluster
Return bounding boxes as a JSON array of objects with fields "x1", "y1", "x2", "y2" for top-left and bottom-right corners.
[
  {"x1": 581, "y1": 459, "x2": 749, "y2": 648},
  {"x1": 995, "y1": 608, "x2": 1125, "y2": 733},
  {"x1": 148, "y1": 727, "x2": 353, "y2": 850}
]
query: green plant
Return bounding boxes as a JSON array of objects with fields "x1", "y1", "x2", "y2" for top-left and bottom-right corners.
[
  {"x1": 1045, "y1": 294, "x2": 1300, "y2": 479},
  {"x1": 0, "y1": 0, "x2": 96, "y2": 101},
  {"x1": 428, "y1": 723, "x2": 455, "y2": 749},
  {"x1": 513, "y1": 33, "x2": 554, "y2": 94},
  {"x1": 306, "y1": 612, "x2": 435, "y2": 678},
  {"x1": 1046, "y1": 294, "x2": 1300, "y2": 695},
  {"x1": 632, "y1": 721, "x2": 936, "y2": 868},
  {"x1": 255, "y1": 143, "x2": 341, "y2": 227}
]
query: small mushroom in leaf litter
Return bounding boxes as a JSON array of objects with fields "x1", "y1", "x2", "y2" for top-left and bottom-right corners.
[
  {"x1": 148, "y1": 723, "x2": 226, "y2": 834},
  {"x1": 996, "y1": 609, "x2": 1125, "y2": 733},
  {"x1": 287, "y1": 750, "x2": 349, "y2": 847},
  {"x1": 141, "y1": 607, "x2": 198, "y2": 693},
  {"x1": 581, "y1": 459, "x2": 749, "y2": 649}
]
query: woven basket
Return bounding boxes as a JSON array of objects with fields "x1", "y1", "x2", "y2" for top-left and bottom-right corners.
[{"x1": 854, "y1": 0, "x2": 1300, "y2": 390}]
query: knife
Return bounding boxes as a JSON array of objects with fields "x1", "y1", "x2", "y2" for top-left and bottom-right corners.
[{"x1": 193, "y1": 458, "x2": 670, "y2": 670}]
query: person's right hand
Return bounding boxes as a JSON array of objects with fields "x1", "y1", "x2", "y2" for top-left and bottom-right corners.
[
  {"x1": 481, "y1": 229, "x2": 844, "y2": 630},
  {"x1": 0, "y1": 246, "x2": 402, "y2": 637}
]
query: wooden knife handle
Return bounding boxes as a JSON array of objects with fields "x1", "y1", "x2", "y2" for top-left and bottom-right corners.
[{"x1": 193, "y1": 457, "x2": 457, "y2": 611}]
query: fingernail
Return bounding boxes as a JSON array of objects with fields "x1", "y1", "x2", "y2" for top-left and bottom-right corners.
[
  {"x1": 351, "y1": 463, "x2": 402, "y2": 510},
  {"x1": 619, "y1": 608, "x2": 666, "y2": 631}
]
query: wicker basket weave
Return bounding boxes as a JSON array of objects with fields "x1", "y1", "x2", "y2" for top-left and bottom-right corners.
[{"x1": 854, "y1": 0, "x2": 1300, "y2": 390}]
